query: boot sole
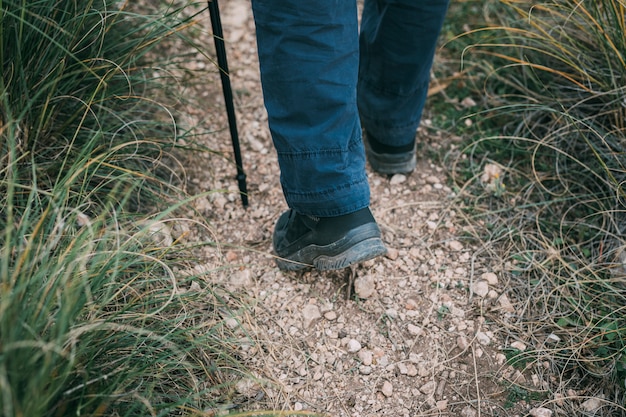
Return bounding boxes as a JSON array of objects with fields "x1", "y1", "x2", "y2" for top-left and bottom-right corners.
[{"x1": 275, "y1": 223, "x2": 387, "y2": 271}]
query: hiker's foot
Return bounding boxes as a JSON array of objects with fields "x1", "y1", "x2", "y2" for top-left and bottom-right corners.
[
  {"x1": 272, "y1": 207, "x2": 387, "y2": 271},
  {"x1": 364, "y1": 131, "x2": 417, "y2": 175}
]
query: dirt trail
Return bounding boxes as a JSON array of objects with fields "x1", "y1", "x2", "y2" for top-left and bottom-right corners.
[{"x1": 176, "y1": 2, "x2": 542, "y2": 416}]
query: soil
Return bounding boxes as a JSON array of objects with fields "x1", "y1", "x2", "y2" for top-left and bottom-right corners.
[{"x1": 165, "y1": 1, "x2": 551, "y2": 416}]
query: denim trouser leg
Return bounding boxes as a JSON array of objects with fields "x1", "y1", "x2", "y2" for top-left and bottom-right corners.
[
  {"x1": 358, "y1": 0, "x2": 450, "y2": 147},
  {"x1": 251, "y1": 0, "x2": 369, "y2": 217}
]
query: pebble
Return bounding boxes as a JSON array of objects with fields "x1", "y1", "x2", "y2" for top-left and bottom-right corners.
[
  {"x1": 358, "y1": 349, "x2": 373, "y2": 366},
  {"x1": 498, "y1": 293, "x2": 516, "y2": 312},
  {"x1": 436, "y1": 400, "x2": 448, "y2": 411},
  {"x1": 510, "y1": 341, "x2": 527, "y2": 351},
  {"x1": 381, "y1": 381, "x2": 393, "y2": 397},
  {"x1": 420, "y1": 380, "x2": 437, "y2": 396},
  {"x1": 354, "y1": 275, "x2": 376, "y2": 299},
  {"x1": 324, "y1": 311, "x2": 337, "y2": 321},
  {"x1": 407, "y1": 324, "x2": 424, "y2": 337},
  {"x1": 529, "y1": 407, "x2": 552, "y2": 417},
  {"x1": 581, "y1": 397, "x2": 603, "y2": 412},
  {"x1": 472, "y1": 280, "x2": 489, "y2": 297},
  {"x1": 457, "y1": 336, "x2": 470, "y2": 351},
  {"x1": 347, "y1": 339, "x2": 362, "y2": 353},
  {"x1": 385, "y1": 247, "x2": 399, "y2": 260},
  {"x1": 302, "y1": 304, "x2": 321, "y2": 329},
  {"x1": 447, "y1": 240, "x2": 464, "y2": 251},
  {"x1": 359, "y1": 365, "x2": 373, "y2": 375},
  {"x1": 482, "y1": 272, "x2": 499, "y2": 285},
  {"x1": 390, "y1": 174, "x2": 407, "y2": 185},
  {"x1": 475, "y1": 331, "x2": 491, "y2": 345}
]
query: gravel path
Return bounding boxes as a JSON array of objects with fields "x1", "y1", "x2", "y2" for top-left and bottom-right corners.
[{"x1": 171, "y1": 2, "x2": 547, "y2": 416}]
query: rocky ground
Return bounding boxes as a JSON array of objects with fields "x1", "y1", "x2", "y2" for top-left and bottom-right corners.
[{"x1": 166, "y1": 1, "x2": 557, "y2": 416}]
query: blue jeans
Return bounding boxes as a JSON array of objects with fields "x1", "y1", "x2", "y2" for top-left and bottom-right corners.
[{"x1": 251, "y1": 0, "x2": 449, "y2": 217}]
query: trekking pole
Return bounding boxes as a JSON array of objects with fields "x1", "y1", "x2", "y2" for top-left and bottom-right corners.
[{"x1": 207, "y1": 0, "x2": 249, "y2": 208}]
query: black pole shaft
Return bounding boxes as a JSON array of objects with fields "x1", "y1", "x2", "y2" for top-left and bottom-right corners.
[{"x1": 208, "y1": 0, "x2": 248, "y2": 208}]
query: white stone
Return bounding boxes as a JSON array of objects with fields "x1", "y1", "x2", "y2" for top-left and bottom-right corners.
[
  {"x1": 347, "y1": 339, "x2": 362, "y2": 353},
  {"x1": 324, "y1": 311, "x2": 337, "y2": 321},
  {"x1": 302, "y1": 304, "x2": 321, "y2": 329},
  {"x1": 510, "y1": 341, "x2": 527, "y2": 351},
  {"x1": 359, "y1": 365, "x2": 373, "y2": 375},
  {"x1": 397, "y1": 362, "x2": 408, "y2": 375},
  {"x1": 475, "y1": 331, "x2": 491, "y2": 345},
  {"x1": 407, "y1": 324, "x2": 423, "y2": 336},
  {"x1": 436, "y1": 400, "x2": 448, "y2": 411},
  {"x1": 448, "y1": 240, "x2": 464, "y2": 251},
  {"x1": 385, "y1": 247, "x2": 399, "y2": 260},
  {"x1": 420, "y1": 381, "x2": 437, "y2": 396},
  {"x1": 354, "y1": 275, "x2": 376, "y2": 299},
  {"x1": 481, "y1": 272, "x2": 499, "y2": 285},
  {"x1": 390, "y1": 174, "x2": 407, "y2": 185},
  {"x1": 358, "y1": 349, "x2": 373, "y2": 366},
  {"x1": 581, "y1": 397, "x2": 603, "y2": 412},
  {"x1": 472, "y1": 280, "x2": 489, "y2": 297},
  {"x1": 457, "y1": 336, "x2": 470, "y2": 351},
  {"x1": 498, "y1": 293, "x2": 516, "y2": 312},
  {"x1": 529, "y1": 407, "x2": 552, "y2": 417},
  {"x1": 381, "y1": 381, "x2": 393, "y2": 397}
]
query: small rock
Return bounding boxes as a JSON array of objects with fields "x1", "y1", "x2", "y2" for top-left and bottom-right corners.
[
  {"x1": 529, "y1": 407, "x2": 552, "y2": 417},
  {"x1": 581, "y1": 397, "x2": 603, "y2": 412},
  {"x1": 358, "y1": 349, "x2": 373, "y2": 366},
  {"x1": 406, "y1": 363, "x2": 418, "y2": 377},
  {"x1": 359, "y1": 365, "x2": 373, "y2": 375},
  {"x1": 354, "y1": 275, "x2": 376, "y2": 299},
  {"x1": 144, "y1": 221, "x2": 173, "y2": 247},
  {"x1": 347, "y1": 339, "x2": 362, "y2": 353},
  {"x1": 420, "y1": 380, "x2": 437, "y2": 396},
  {"x1": 407, "y1": 324, "x2": 423, "y2": 336},
  {"x1": 498, "y1": 293, "x2": 516, "y2": 312},
  {"x1": 405, "y1": 298, "x2": 419, "y2": 310},
  {"x1": 381, "y1": 381, "x2": 393, "y2": 397},
  {"x1": 225, "y1": 317, "x2": 239, "y2": 329},
  {"x1": 546, "y1": 333, "x2": 561, "y2": 343},
  {"x1": 510, "y1": 341, "x2": 527, "y2": 351},
  {"x1": 390, "y1": 174, "x2": 407, "y2": 185},
  {"x1": 397, "y1": 362, "x2": 408, "y2": 375},
  {"x1": 302, "y1": 304, "x2": 321, "y2": 329},
  {"x1": 225, "y1": 250, "x2": 238, "y2": 262},
  {"x1": 385, "y1": 308, "x2": 399, "y2": 319},
  {"x1": 324, "y1": 311, "x2": 338, "y2": 321},
  {"x1": 436, "y1": 400, "x2": 448, "y2": 411},
  {"x1": 481, "y1": 271, "x2": 499, "y2": 285},
  {"x1": 457, "y1": 336, "x2": 470, "y2": 351},
  {"x1": 461, "y1": 96, "x2": 477, "y2": 107},
  {"x1": 385, "y1": 247, "x2": 399, "y2": 260},
  {"x1": 447, "y1": 240, "x2": 464, "y2": 251},
  {"x1": 472, "y1": 280, "x2": 489, "y2": 297},
  {"x1": 425, "y1": 175, "x2": 440, "y2": 184},
  {"x1": 475, "y1": 331, "x2": 491, "y2": 345}
]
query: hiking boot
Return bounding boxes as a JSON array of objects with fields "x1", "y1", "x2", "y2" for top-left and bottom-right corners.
[
  {"x1": 364, "y1": 131, "x2": 417, "y2": 175},
  {"x1": 272, "y1": 207, "x2": 387, "y2": 271}
]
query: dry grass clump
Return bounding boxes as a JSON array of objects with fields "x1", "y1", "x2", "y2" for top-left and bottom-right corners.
[
  {"x1": 0, "y1": 1, "x2": 260, "y2": 415},
  {"x1": 446, "y1": 0, "x2": 626, "y2": 414}
]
